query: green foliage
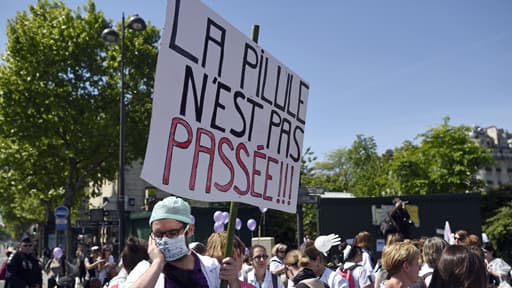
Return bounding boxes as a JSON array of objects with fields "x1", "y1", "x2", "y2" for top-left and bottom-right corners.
[
  {"x1": 301, "y1": 203, "x2": 318, "y2": 239},
  {"x1": 346, "y1": 135, "x2": 389, "y2": 196},
  {"x1": 483, "y1": 201, "x2": 512, "y2": 263},
  {"x1": 481, "y1": 183, "x2": 512, "y2": 262},
  {"x1": 389, "y1": 118, "x2": 493, "y2": 195},
  {"x1": 308, "y1": 118, "x2": 492, "y2": 198},
  {"x1": 299, "y1": 147, "x2": 320, "y2": 239},
  {"x1": 481, "y1": 183, "x2": 512, "y2": 220},
  {"x1": 313, "y1": 147, "x2": 350, "y2": 192},
  {"x1": 0, "y1": 0, "x2": 159, "y2": 230},
  {"x1": 312, "y1": 135, "x2": 389, "y2": 196},
  {"x1": 299, "y1": 118, "x2": 494, "y2": 238}
]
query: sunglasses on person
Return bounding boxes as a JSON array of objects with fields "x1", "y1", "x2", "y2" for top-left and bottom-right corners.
[
  {"x1": 252, "y1": 254, "x2": 269, "y2": 261},
  {"x1": 22, "y1": 244, "x2": 32, "y2": 247}
]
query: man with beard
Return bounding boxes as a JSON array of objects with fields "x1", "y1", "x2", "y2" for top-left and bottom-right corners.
[
  {"x1": 125, "y1": 196, "x2": 241, "y2": 288},
  {"x1": 6, "y1": 236, "x2": 42, "y2": 288}
]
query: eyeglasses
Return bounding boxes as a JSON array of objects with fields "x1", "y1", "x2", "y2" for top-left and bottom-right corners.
[
  {"x1": 278, "y1": 250, "x2": 286, "y2": 253},
  {"x1": 151, "y1": 225, "x2": 188, "y2": 240},
  {"x1": 22, "y1": 244, "x2": 32, "y2": 247},
  {"x1": 252, "y1": 254, "x2": 269, "y2": 261}
]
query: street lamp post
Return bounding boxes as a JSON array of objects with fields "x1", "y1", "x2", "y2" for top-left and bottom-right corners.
[{"x1": 102, "y1": 13, "x2": 146, "y2": 255}]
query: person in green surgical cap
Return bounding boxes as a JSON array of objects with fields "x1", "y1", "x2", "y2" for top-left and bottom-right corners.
[{"x1": 123, "y1": 196, "x2": 241, "y2": 288}]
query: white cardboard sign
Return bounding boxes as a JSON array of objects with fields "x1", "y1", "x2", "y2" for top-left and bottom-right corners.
[{"x1": 141, "y1": 0, "x2": 309, "y2": 213}]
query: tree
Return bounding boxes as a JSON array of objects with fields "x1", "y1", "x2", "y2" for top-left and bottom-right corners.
[
  {"x1": 312, "y1": 135, "x2": 387, "y2": 196},
  {"x1": 481, "y1": 183, "x2": 512, "y2": 263},
  {"x1": 483, "y1": 201, "x2": 512, "y2": 263},
  {"x1": 313, "y1": 147, "x2": 350, "y2": 192},
  {"x1": 346, "y1": 135, "x2": 388, "y2": 196},
  {"x1": 0, "y1": 0, "x2": 159, "y2": 236},
  {"x1": 306, "y1": 118, "x2": 492, "y2": 198},
  {"x1": 389, "y1": 118, "x2": 493, "y2": 195},
  {"x1": 299, "y1": 147, "x2": 321, "y2": 240}
]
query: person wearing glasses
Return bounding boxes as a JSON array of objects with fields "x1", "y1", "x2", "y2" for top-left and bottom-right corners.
[
  {"x1": 246, "y1": 244, "x2": 285, "y2": 288},
  {"x1": 124, "y1": 196, "x2": 241, "y2": 288},
  {"x1": 453, "y1": 230, "x2": 469, "y2": 245},
  {"x1": 5, "y1": 235, "x2": 42, "y2": 288}
]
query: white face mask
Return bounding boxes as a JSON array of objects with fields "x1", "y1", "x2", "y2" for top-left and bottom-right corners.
[{"x1": 155, "y1": 227, "x2": 190, "y2": 261}]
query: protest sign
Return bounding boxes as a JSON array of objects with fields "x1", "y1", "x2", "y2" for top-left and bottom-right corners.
[{"x1": 141, "y1": 0, "x2": 309, "y2": 213}]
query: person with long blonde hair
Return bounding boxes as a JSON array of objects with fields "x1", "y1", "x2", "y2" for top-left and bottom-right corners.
[{"x1": 206, "y1": 231, "x2": 255, "y2": 288}]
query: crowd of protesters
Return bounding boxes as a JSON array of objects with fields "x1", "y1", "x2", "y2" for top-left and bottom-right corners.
[{"x1": 2, "y1": 195, "x2": 511, "y2": 288}]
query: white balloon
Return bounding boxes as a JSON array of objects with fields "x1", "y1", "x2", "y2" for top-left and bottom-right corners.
[
  {"x1": 221, "y1": 211, "x2": 230, "y2": 224},
  {"x1": 213, "y1": 211, "x2": 223, "y2": 222}
]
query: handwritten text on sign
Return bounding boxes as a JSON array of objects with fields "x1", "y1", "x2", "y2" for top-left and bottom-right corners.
[{"x1": 141, "y1": 0, "x2": 309, "y2": 213}]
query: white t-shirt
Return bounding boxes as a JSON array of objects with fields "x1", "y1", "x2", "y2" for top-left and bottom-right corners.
[
  {"x1": 418, "y1": 264, "x2": 433, "y2": 287},
  {"x1": 320, "y1": 267, "x2": 348, "y2": 288},
  {"x1": 243, "y1": 269, "x2": 285, "y2": 288},
  {"x1": 360, "y1": 249, "x2": 374, "y2": 282},
  {"x1": 121, "y1": 253, "x2": 222, "y2": 288},
  {"x1": 340, "y1": 262, "x2": 371, "y2": 288},
  {"x1": 269, "y1": 256, "x2": 285, "y2": 274}
]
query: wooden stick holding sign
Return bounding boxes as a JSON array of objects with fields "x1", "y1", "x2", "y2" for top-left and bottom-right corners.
[{"x1": 220, "y1": 25, "x2": 260, "y2": 288}]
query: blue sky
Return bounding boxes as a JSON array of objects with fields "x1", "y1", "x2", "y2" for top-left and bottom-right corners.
[{"x1": 1, "y1": 0, "x2": 511, "y2": 160}]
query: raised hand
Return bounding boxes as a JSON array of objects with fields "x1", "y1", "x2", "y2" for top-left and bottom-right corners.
[{"x1": 314, "y1": 234, "x2": 341, "y2": 255}]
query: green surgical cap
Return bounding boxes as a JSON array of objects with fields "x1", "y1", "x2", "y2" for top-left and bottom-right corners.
[{"x1": 149, "y1": 196, "x2": 192, "y2": 225}]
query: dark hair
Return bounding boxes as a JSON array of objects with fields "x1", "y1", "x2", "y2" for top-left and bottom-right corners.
[
  {"x1": 292, "y1": 268, "x2": 318, "y2": 285},
  {"x1": 354, "y1": 231, "x2": 373, "y2": 249},
  {"x1": 339, "y1": 242, "x2": 362, "y2": 262},
  {"x1": 481, "y1": 242, "x2": 495, "y2": 257},
  {"x1": 429, "y1": 245, "x2": 486, "y2": 288},
  {"x1": 122, "y1": 236, "x2": 149, "y2": 273},
  {"x1": 303, "y1": 245, "x2": 322, "y2": 262},
  {"x1": 249, "y1": 244, "x2": 266, "y2": 257},
  {"x1": 454, "y1": 230, "x2": 469, "y2": 243},
  {"x1": 190, "y1": 242, "x2": 207, "y2": 255}
]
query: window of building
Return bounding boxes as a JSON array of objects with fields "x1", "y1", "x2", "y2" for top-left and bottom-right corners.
[
  {"x1": 485, "y1": 167, "x2": 492, "y2": 172},
  {"x1": 486, "y1": 180, "x2": 494, "y2": 185},
  {"x1": 496, "y1": 167, "x2": 502, "y2": 172}
]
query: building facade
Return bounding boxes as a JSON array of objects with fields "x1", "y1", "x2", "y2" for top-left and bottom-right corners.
[{"x1": 470, "y1": 125, "x2": 512, "y2": 187}]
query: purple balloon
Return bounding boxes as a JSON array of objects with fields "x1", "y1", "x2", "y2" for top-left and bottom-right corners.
[
  {"x1": 259, "y1": 207, "x2": 268, "y2": 213},
  {"x1": 221, "y1": 212, "x2": 230, "y2": 224},
  {"x1": 53, "y1": 247, "x2": 63, "y2": 259},
  {"x1": 214, "y1": 221, "x2": 224, "y2": 232},
  {"x1": 213, "y1": 210, "x2": 223, "y2": 222},
  {"x1": 235, "y1": 218, "x2": 242, "y2": 230},
  {"x1": 247, "y1": 219, "x2": 257, "y2": 232}
]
